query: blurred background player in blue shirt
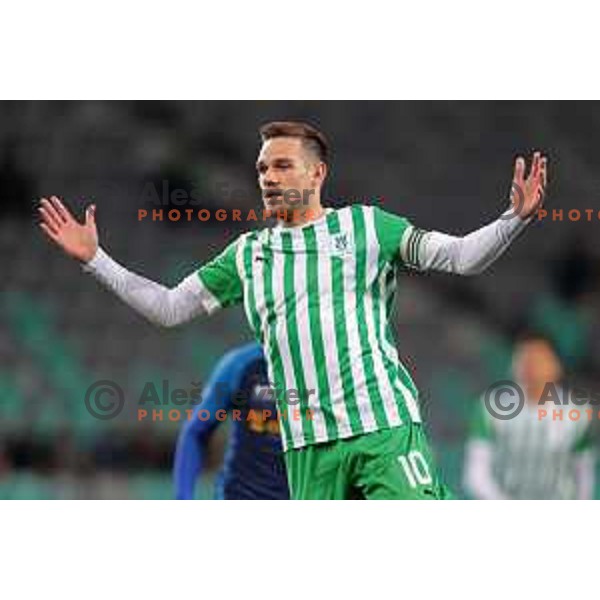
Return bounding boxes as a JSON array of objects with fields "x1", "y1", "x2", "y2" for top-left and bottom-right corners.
[{"x1": 173, "y1": 342, "x2": 289, "y2": 499}]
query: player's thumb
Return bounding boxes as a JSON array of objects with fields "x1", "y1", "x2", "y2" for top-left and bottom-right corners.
[{"x1": 85, "y1": 204, "x2": 97, "y2": 228}]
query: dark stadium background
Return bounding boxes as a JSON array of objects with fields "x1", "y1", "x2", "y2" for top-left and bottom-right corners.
[{"x1": 1, "y1": 100, "x2": 599, "y2": 499}]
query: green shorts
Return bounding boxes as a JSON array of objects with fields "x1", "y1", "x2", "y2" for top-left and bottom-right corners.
[{"x1": 284, "y1": 423, "x2": 453, "y2": 500}]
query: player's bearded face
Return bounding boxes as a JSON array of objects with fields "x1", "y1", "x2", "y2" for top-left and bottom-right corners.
[{"x1": 256, "y1": 137, "x2": 323, "y2": 214}]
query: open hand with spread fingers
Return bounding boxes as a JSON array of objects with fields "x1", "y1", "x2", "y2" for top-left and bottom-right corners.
[
  {"x1": 38, "y1": 196, "x2": 98, "y2": 263},
  {"x1": 510, "y1": 151, "x2": 547, "y2": 220}
]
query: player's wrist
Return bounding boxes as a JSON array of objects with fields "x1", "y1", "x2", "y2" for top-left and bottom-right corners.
[
  {"x1": 502, "y1": 205, "x2": 531, "y2": 228},
  {"x1": 79, "y1": 245, "x2": 98, "y2": 264},
  {"x1": 81, "y1": 245, "x2": 106, "y2": 272}
]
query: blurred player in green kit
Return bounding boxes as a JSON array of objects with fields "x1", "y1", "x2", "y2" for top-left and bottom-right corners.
[{"x1": 464, "y1": 333, "x2": 595, "y2": 499}]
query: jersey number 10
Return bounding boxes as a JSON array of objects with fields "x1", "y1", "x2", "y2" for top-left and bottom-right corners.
[{"x1": 397, "y1": 451, "x2": 432, "y2": 488}]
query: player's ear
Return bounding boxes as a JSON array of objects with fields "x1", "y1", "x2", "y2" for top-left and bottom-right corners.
[{"x1": 315, "y1": 161, "x2": 327, "y2": 185}]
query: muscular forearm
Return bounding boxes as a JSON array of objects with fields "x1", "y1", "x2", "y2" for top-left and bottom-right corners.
[
  {"x1": 407, "y1": 208, "x2": 529, "y2": 275},
  {"x1": 82, "y1": 247, "x2": 213, "y2": 327}
]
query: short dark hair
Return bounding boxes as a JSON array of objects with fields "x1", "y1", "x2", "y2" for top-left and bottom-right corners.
[
  {"x1": 259, "y1": 120, "x2": 329, "y2": 163},
  {"x1": 515, "y1": 330, "x2": 559, "y2": 356}
]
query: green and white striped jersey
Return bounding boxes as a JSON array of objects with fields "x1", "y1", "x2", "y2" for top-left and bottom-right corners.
[
  {"x1": 470, "y1": 390, "x2": 594, "y2": 499},
  {"x1": 196, "y1": 205, "x2": 423, "y2": 450}
]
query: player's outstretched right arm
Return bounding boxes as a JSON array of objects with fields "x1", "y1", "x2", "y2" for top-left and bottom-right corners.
[
  {"x1": 37, "y1": 196, "x2": 217, "y2": 328},
  {"x1": 399, "y1": 153, "x2": 547, "y2": 275}
]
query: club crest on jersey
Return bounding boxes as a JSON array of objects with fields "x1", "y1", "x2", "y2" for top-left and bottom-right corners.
[{"x1": 329, "y1": 232, "x2": 353, "y2": 257}]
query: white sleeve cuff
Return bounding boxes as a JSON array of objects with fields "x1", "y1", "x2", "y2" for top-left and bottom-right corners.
[{"x1": 82, "y1": 246, "x2": 111, "y2": 273}]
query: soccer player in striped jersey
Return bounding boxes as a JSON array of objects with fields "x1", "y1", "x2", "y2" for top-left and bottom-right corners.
[
  {"x1": 38, "y1": 121, "x2": 547, "y2": 499},
  {"x1": 464, "y1": 334, "x2": 595, "y2": 499},
  {"x1": 174, "y1": 342, "x2": 289, "y2": 500}
]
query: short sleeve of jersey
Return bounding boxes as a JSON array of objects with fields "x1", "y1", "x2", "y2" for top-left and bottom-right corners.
[
  {"x1": 372, "y1": 206, "x2": 424, "y2": 268},
  {"x1": 196, "y1": 236, "x2": 243, "y2": 313}
]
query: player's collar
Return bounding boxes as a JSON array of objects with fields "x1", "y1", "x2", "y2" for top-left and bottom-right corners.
[{"x1": 274, "y1": 207, "x2": 333, "y2": 232}]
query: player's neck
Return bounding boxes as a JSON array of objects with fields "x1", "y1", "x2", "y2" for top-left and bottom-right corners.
[{"x1": 279, "y1": 202, "x2": 326, "y2": 229}]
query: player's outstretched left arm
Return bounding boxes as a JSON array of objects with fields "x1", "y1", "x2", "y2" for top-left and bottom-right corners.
[{"x1": 402, "y1": 152, "x2": 547, "y2": 275}]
